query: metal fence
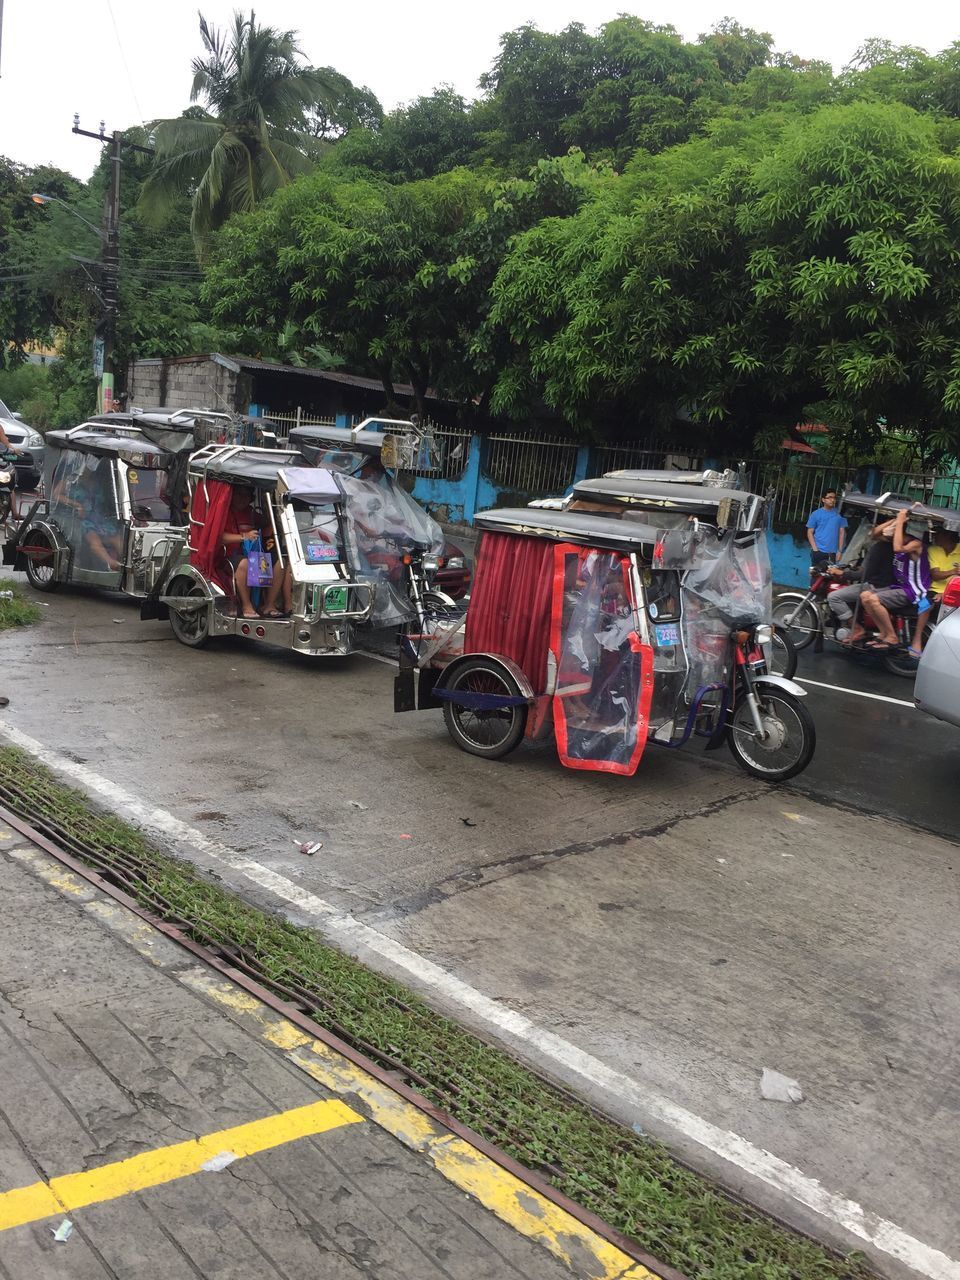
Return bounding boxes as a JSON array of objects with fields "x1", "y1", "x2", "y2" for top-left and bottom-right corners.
[
  {"x1": 397, "y1": 424, "x2": 473, "y2": 481},
  {"x1": 875, "y1": 470, "x2": 960, "y2": 507},
  {"x1": 590, "y1": 441, "x2": 703, "y2": 474},
  {"x1": 736, "y1": 461, "x2": 859, "y2": 526},
  {"x1": 260, "y1": 409, "x2": 336, "y2": 439},
  {"x1": 483, "y1": 432, "x2": 580, "y2": 495}
]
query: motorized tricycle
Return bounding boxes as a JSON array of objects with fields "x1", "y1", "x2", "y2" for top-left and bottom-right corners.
[
  {"x1": 289, "y1": 418, "x2": 471, "y2": 600},
  {"x1": 395, "y1": 501, "x2": 816, "y2": 782},
  {"x1": 541, "y1": 472, "x2": 797, "y2": 677},
  {"x1": 772, "y1": 493, "x2": 960, "y2": 678},
  {"x1": 148, "y1": 435, "x2": 452, "y2": 658},
  {"x1": 4, "y1": 418, "x2": 195, "y2": 598}
]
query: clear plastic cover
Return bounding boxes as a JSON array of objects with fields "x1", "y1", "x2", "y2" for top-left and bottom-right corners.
[
  {"x1": 49, "y1": 451, "x2": 125, "y2": 580},
  {"x1": 678, "y1": 530, "x2": 772, "y2": 704},
  {"x1": 336, "y1": 471, "x2": 445, "y2": 626},
  {"x1": 551, "y1": 547, "x2": 652, "y2": 775}
]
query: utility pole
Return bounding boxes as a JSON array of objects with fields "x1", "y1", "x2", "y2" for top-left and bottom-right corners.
[{"x1": 72, "y1": 117, "x2": 153, "y2": 412}]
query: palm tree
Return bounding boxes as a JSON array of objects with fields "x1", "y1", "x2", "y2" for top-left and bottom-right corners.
[{"x1": 141, "y1": 10, "x2": 332, "y2": 252}]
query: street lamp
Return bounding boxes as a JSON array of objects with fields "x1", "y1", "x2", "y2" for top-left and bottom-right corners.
[{"x1": 29, "y1": 193, "x2": 105, "y2": 242}]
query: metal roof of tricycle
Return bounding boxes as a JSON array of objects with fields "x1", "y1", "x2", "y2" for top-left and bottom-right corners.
[
  {"x1": 45, "y1": 428, "x2": 170, "y2": 466},
  {"x1": 288, "y1": 425, "x2": 387, "y2": 457},
  {"x1": 187, "y1": 445, "x2": 304, "y2": 489},
  {"x1": 474, "y1": 506, "x2": 663, "y2": 551},
  {"x1": 842, "y1": 491, "x2": 960, "y2": 531},
  {"x1": 573, "y1": 476, "x2": 758, "y2": 506},
  {"x1": 603, "y1": 467, "x2": 741, "y2": 488}
]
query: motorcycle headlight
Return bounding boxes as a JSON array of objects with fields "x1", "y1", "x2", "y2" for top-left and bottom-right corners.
[
  {"x1": 422, "y1": 556, "x2": 440, "y2": 574},
  {"x1": 755, "y1": 623, "x2": 773, "y2": 645},
  {"x1": 0, "y1": 470, "x2": 12, "y2": 484},
  {"x1": 445, "y1": 556, "x2": 465, "y2": 570}
]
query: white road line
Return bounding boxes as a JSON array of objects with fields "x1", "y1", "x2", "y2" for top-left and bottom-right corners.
[
  {"x1": 0, "y1": 721, "x2": 956, "y2": 1280},
  {"x1": 357, "y1": 649, "x2": 399, "y2": 667},
  {"x1": 796, "y1": 677, "x2": 917, "y2": 709}
]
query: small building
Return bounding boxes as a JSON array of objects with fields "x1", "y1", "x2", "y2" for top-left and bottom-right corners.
[{"x1": 125, "y1": 353, "x2": 463, "y2": 426}]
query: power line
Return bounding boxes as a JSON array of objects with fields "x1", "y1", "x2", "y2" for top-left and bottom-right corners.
[{"x1": 103, "y1": 0, "x2": 145, "y2": 128}]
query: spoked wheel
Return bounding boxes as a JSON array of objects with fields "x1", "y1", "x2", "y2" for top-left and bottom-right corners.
[
  {"x1": 771, "y1": 595, "x2": 819, "y2": 650},
  {"x1": 168, "y1": 578, "x2": 211, "y2": 649},
  {"x1": 727, "y1": 689, "x2": 816, "y2": 782},
  {"x1": 442, "y1": 657, "x2": 528, "y2": 760},
  {"x1": 883, "y1": 622, "x2": 933, "y2": 678},
  {"x1": 767, "y1": 626, "x2": 798, "y2": 679},
  {"x1": 23, "y1": 528, "x2": 60, "y2": 592}
]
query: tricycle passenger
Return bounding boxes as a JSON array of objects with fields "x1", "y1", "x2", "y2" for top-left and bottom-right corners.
[
  {"x1": 860, "y1": 510, "x2": 931, "y2": 655},
  {"x1": 222, "y1": 485, "x2": 285, "y2": 619},
  {"x1": 927, "y1": 527, "x2": 960, "y2": 601},
  {"x1": 826, "y1": 518, "x2": 896, "y2": 645}
]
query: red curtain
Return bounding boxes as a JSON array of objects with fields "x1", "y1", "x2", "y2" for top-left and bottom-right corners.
[
  {"x1": 464, "y1": 532, "x2": 554, "y2": 691},
  {"x1": 188, "y1": 479, "x2": 234, "y2": 594}
]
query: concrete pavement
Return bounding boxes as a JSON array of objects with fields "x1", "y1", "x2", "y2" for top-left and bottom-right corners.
[{"x1": 0, "y1": 822, "x2": 653, "y2": 1280}]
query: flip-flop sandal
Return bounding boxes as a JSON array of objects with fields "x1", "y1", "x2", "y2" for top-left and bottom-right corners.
[
  {"x1": 866, "y1": 640, "x2": 895, "y2": 650},
  {"x1": 907, "y1": 648, "x2": 923, "y2": 659},
  {"x1": 261, "y1": 608, "x2": 284, "y2": 618}
]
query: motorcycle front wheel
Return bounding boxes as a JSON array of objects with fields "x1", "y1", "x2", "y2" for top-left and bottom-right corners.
[
  {"x1": 771, "y1": 595, "x2": 819, "y2": 650},
  {"x1": 727, "y1": 689, "x2": 816, "y2": 782},
  {"x1": 768, "y1": 626, "x2": 798, "y2": 679}
]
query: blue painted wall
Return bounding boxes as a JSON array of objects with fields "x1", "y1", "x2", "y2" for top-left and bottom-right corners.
[{"x1": 768, "y1": 530, "x2": 812, "y2": 589}]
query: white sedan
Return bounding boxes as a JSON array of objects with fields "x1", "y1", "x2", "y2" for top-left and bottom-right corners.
[{"x1": 915, "y1": 577, "x2": 960, "y2": 728}]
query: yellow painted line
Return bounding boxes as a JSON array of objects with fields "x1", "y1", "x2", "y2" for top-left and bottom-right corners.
[
  {"x1": 0, "y1": 1099, "x2": 362, "y2": 1233},
  {"x1": 428, "y1": 1136, "x2": 656, "y2": 1280},
  {"x1": 13, "y1": 843, "x2": 666, "y2": 1278}
]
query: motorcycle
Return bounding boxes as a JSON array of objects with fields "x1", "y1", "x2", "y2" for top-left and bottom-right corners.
[
  {"x1": 772, "y1": 566, "x2": 925, "y2": 678},
  {"x1": 0, "y1": 451, "x2": 20, "y2": 525}
]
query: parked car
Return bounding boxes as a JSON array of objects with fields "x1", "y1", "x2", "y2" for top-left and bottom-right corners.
[
  {"x1": 0, "y1": 398, "x2": 44, "y2": 489},
  {"x1": 915, "y1": 576, "x2": 960, "y2": 728}
]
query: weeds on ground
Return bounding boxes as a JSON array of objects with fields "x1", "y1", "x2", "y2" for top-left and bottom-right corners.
[
  {"x1": 0, "y1": 746, "x2": 878, "y2": 1280},
  {"x1": 0, "y1": 579, "x2": 41, "y2": 630}
]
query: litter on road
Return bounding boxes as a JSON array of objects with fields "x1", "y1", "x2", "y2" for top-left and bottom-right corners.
[{"x1": 761, "y1": 1068, "x2": 804, "y2": 1103}]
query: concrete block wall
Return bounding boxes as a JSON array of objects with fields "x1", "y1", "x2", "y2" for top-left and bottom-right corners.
[{"x1": 127, "y1": 358, "x2": 242, "y2": 412}]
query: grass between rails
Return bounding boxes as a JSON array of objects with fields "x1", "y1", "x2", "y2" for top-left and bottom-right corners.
[
  {"x1": 0, "y1": 578, "x2": 42, "y2": 631},
  {"x1": 0, "y1": 745, "x2": 876, "y2": 1280}
]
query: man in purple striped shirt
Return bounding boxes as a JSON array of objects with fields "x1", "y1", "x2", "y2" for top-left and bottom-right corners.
[{"x1": 861, "y1": 508, "x2": 931, "y2": 652}]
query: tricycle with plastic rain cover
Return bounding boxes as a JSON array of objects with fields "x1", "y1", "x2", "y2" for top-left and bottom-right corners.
[
  {"x1": 394, "y1": 502, "x2": 816, "y2": 782},
  {"x1": 4, "y1": 417, "x2": 195, "y2": 597},
  {"x1": 148, "y1": 438, "x2": 452, "y2": 657}
]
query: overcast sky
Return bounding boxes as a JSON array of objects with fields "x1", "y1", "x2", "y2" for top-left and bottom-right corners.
[{"x1": 1, "y1": 0, "x2": 958, "y2": 179}]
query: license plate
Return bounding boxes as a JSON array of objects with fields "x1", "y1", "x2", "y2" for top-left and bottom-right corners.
[
  {"x1": 325, "y1": 586, "x2": 348, "y2": 613},
  {"x1": 655, "y1": 623, "x2": 680, "y2": 646}
]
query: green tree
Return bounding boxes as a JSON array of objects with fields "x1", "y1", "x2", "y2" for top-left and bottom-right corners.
[
  {"x1": 140, "y1": 10, "x2": 334, "y2": 250},
  {"x1": 331, "y1": 88, "x2": 481, "y2": 181},
  {"x1": 488, "y1": 100, "x2": 960, "y2": 454}
]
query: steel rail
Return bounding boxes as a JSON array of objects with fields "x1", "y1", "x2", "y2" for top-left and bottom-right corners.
[{"x1": 0, "y1": 794, "x2": 685, "y2": 1280}]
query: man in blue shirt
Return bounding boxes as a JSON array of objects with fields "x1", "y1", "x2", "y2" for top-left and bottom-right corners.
[{"x1": 806, "y1": 489, "x2": 847, "y2": 568}]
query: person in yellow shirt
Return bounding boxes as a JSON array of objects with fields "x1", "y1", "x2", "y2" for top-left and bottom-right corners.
[{"x1": 927, "y1": 528, "x2": 960, "y2": 600}]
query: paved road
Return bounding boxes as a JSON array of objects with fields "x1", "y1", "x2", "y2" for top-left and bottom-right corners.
[{"x1": 1, "y1": 584, "x2": 958, "y2": 1280}]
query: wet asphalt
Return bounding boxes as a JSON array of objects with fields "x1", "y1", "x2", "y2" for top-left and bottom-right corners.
[{"x1": 0, "y1": 580, "x2": 958, "y2": 1277}]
